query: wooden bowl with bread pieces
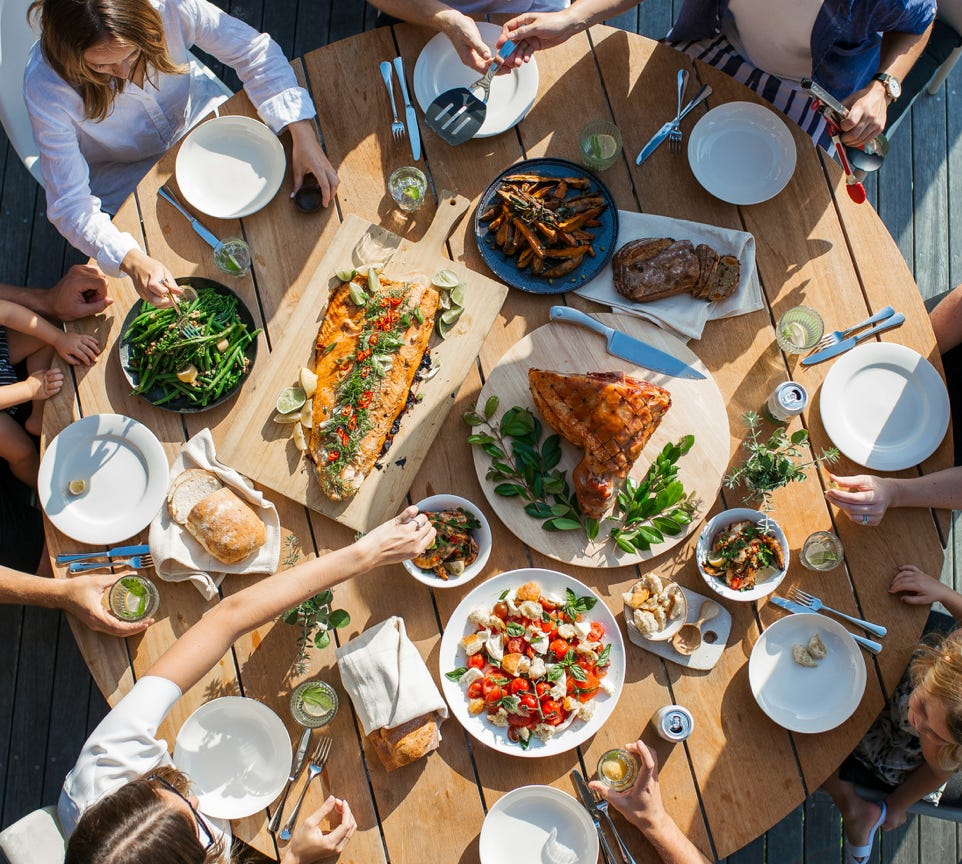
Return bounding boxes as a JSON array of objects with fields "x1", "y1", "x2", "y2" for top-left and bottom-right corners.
[{"x1": 168, "y1": 468, "x2": 266, "y2": 564}]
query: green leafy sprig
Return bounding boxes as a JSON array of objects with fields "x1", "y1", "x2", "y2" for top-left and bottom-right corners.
[
  {"x1": 725, "y1": 412, "x2": 839, "y2": 511},
  {"x1": 283, "y1": 589, "x2": 351, "y2": 675}
]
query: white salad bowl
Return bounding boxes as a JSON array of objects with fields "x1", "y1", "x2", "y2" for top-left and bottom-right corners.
[{"x1": 402, "y1": 494, "x2": 491, "y2": 589}]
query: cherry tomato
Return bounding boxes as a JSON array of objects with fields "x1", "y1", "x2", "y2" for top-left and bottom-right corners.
[
  {"x1": 525, "y1": 646, "x2": 536, "y2": 659},
  {"x1": 508, "y1": 678, "x2": 530, "y2": 695},
  {"x1": 588, "y1": 622, "x2": 605, "y2": 642},
  {"x1": 549, "y1": 638, "x2": 570, "y2": 660},
  {"x1": 507, "y1": 712, "x2": 529, "y2": 727},
  {"x1": 730, "y1": 576, "x2": 743, "y2": 591},
  {"x1": 535, "y1": 682, "x2": 552, "y2": 698},
  {"x1": 540, "y1": 699, "x2": 562, "y2": 721},
  {"x1": 468, "y1": 653, "x2": 485, "y2": 670},
  {"x1": 506, "y1": 637, "x2": 527, "y2": 655},
  {"x1": 539, "y1": 618, "x2": 557, "y2": 634},
  {"x1": 482, "y1": 679, "x2": 502, "y2": 703},
  {"x1": 493, "y1": 601, "x2": 509, "y2": 620},
  {"x1": 519, "y1": 693, "x2": 539, "y2": 711},
  {"x1": 577, "y1": 672, "x2": 600, "y2": 703},
  {"x1": 507, "y1": 726, "x2": 523, "y2": 742},
  {"x1": 540, "y1": 597, "x2": 557, "y2": 612},
  {"x1": 467, "y1": 681, "x2": 483, "y2": 699}
]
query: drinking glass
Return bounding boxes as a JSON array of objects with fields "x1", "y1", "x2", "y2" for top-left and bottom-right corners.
[
  {"x1": 290, "y1": 680, "x2": 339, "y2": 728},
  {"x1": 107, "y1": 575, "x2": 160, "y2": 622},
  {"x1": 596, "y1": 748, "x2": 639, "y2": 791},
  {"x1": 579, "y1": 120, "x2": 623, "y2": 172},
  {"x1": 388, "y1": 167, "x2": 427, "y2": 212},
  {"x1": 213, "y1": 238, "x2": 252, "y2": 277},
  {"x1": 776, "y1": 306, "x2": 824, "y2": 354},
  {"x1": 801, "y1": 531, "x2": 844, "y2": 571}
]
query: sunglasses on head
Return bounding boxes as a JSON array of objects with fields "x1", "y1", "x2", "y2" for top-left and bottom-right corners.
[{"x1": 148, "y1": 773, "x2": 215, "y2": 851}]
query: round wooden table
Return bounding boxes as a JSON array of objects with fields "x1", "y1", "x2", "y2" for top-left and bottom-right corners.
[{"x1": 45, "y1": 22, "x2": 951, "y2": 863}]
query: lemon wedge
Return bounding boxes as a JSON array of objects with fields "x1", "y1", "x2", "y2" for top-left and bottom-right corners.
[
  {"x1": 176, "y1": 364, "x2": 199, "y2": 384},
  {"x1": 67, "y1": 479, "x2": 87, "y2": 496},
  {"x1": 292, "y1": 423, "x2": 308, "y2": 452},
  {"x1": 300, "y1": 400, "x2": 314, "y2": 429},
  {"x1": 299, "y1": 367, "x2": 318, "y2": 398}
]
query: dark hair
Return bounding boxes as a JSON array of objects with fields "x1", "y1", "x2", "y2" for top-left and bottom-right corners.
[
  {"x1": 28, "y1": 0, "x2": 186, "y2": 121},
  {"x1": 64, "y1": 766, "x2": 225, "y2": 864}
]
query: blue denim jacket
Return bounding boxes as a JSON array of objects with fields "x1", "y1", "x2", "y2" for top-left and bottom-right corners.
[{"x1": 667, "y1": 0, "x2": 936, "y2": 99}]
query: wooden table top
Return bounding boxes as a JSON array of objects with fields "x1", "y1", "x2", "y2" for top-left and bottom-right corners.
[{"x1": 44, "y1": 23, "x2": 951, "y2": 863}]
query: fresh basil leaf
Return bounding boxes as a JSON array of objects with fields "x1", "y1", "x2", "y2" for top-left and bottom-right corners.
[
  {"x1": 445, "y1": 667, "x2": 468, "y2": 682},
  {"x1": 499, "y1": 695, "x2": 520, "y2": 713},
  {"x1": 505, "y1": 621, "x2": 526, "y2": 637},
  {"x1": 596, "y1": 644, "x2": 611, "y2": 666},
  {"x1": 567, "y1": 663, "x2": 587, "y2": 682}
]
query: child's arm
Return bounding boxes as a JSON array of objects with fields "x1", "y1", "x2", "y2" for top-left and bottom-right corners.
[
  {"x1": 0, "y1": 299, "x2": 100, "y2": 366},
  {"x1": 884, "y1": 760, "x2": 955, "y2": 830},
  {"x1": 0, "y1": 370, "x2": 63, "y2": 410},
  {"x1": 890, "y1": 565, "x2": 962, "y2": 621}
]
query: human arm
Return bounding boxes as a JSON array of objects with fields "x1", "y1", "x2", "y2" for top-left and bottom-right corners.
[
  {"x1": 148, "y1": 507, "x2": 435, "y2": 692},
  {"x1": 0, "y1": 565, "x2": 151, "y2": 636},
  {"x1": 883, "y1": 759, "x2": 954, "y2": 830},
  {"x1": 588, "y1": 740, "x2": 709, "y2": 864},
  {"x1": 825, "y1": 468, "x2": 962, "y2": 526},
  {"x1": 498, "y1": 0, "x2": 642, "y2": 68},
  {"x1": 890, "y1": 565, "x2": 962, "y2": 620},
  {"x1": 281, "y1": 796, "x2": 356, "y2": 863},
  {"x1": 930, "y1": 283, "x2": 962, "y2": 354},
  {"x1": 840, "y1": 24, "x2": 933, "y2": 147},
  {"x1": 0, "y1": 265, "x2": 112, "y2": 323},
  {"x1": 0, "y1": 299, "x2": 100, "y2": 365},
  {"x1": 286, "y1": 120, "x2": 339, "y2": 208}
]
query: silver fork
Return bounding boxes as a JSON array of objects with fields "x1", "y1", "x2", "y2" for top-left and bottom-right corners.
[
  {"x1": 808, "y1": 305, "x2": 895, "y2": 354},
  {"x1": 69, "y1": 554, "x2": 155, "y2": 573},
  {"x1": 592, "y1": 789, "x2": 637, "y2": 864},
  {"x1": 787, "y1": 587, "x2": 887, "y2": 638},
  {"x1": 668, "y1": 68, "x2": 688, "y2": 153},
  {"x1": 379, "y1": 61, "x2": 405, "y2": 141},
  {"x1": 278, "y1": 736, "x2": 332, "y2": 841}
]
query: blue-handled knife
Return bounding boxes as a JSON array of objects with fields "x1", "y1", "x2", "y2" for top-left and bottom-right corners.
[
  {"x1": 800, "y1": 313, "x2": 905, "y2": 366},
  {"x1": 635, "y1": 83, "x2": 712, "y2": 165},
  {"x1": 769, "y1": 596, "x2": 882, "y2": 654},
  {"x1": 158, "y1": 186, "x2": 221, "y2": 250},
  {"x1": 550, "y1": 306, "x2": 706, "y2": 379},
  {"x1": 393, "y1": 56, "x2": 421, "y2": 162},
  {"x1": 56, "y1": 544, "x2": 150, "y2": 564}
]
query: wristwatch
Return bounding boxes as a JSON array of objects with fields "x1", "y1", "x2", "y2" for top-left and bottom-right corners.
[{"x1": 873, "y1": 72, "x2": 902, "y2": 102}]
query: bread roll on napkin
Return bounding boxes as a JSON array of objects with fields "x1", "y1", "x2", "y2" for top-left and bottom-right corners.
[{"x1": 336, "y1": 616, "x2": 448, "y2": 771}]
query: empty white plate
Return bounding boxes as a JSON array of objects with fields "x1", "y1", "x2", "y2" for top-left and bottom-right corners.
[
  {"x1": 819, "y1": 342, "x2": 950, "y2": 470},
  {"x1": 688, "y1": 102, "x2": 796, "y2": 205},
  {"x1": 175, "y1": 115, "x2": 286, "y2": 219},
  {"x1": 479, "y1": 786, "x2": 597, "y2": 864},
  {"x1": 749, "y1": 612, "x2": 865, "y2": 733},
  {"x1": 173, "y1": 697, "x2": 291, "y2": 819},
  {"x1": 38, "y1": 414, "x2": 169, "y2": 545},
  {"x1": 413, "y1": 22, "x2": 539, "y2": 138}
]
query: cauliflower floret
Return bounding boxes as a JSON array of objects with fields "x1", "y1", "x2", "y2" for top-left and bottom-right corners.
[
  {"x1": 557, "y1": 623, "x2": 576, "y2": 639},
  {"x1": 489, "y1": 708, "x2": 510, "y2": 727},
  {"x1": 460, "y1": 667, "x2": 483, "y2": 687},
  {"x1": 528, "y1": 657, "x2": 547, "y2": 680},
  {"x1": 518, "y1": 600, "x2": 544, "y2": 620}
]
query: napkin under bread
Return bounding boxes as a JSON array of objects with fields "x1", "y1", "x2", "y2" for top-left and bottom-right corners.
[
  {"x1": 575, "y1": 210, "x2": 763, "y2": 342},
  {"x1": 335, "y1": 616, "x2": 448, "y2": 737},
  {"x1": 149, "y1": 428, "x2": 281, "y2": 600}
]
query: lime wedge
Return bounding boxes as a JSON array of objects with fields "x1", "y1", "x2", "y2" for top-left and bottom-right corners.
[
  {"x1": 367, "y1": 267, "x2": 381, "y2": 295},
  {"x1": 276, "y1": 385, "x2": 307, "y2": 414},
  {"x1": 335, "y1": 268, "x2": 356, "y2": 282},
  {"x1": 588, "y1": 133, "x2": 618, "y2": 160},
  {"x1": 432, "y1": 269, "x2": 460, "y2": 289},
  {"x1": 806, "y1": 549, "x2": 839, "y2": 566},
  {"x1": 450, "y1": 284, "x2": 465, "y2": 307},
  {"x1": 403, "y1": 184, "x2": 422, "y2": 202},
  {"x1": 781, "y1": 321, "x2": 809, "y2": 348},
  {"x1": 300, "y1": 686, "x2": 335, "y2": 716}
]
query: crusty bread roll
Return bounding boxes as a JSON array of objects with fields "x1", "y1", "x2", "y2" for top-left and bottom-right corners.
[
  {"x1": 184, "y1": 486, "x2": 266, "y2": 564},
  {"x1": 367, "y1": 712, "x2": 441, "y2": 771},
  {"x1": 168, "y1": 469, "x2": 223, "y2": 524}
]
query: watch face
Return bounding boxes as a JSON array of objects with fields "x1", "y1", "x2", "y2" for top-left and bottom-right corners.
[{"x1": 889, "y1": 78, "x2": 902, "y2": 99}]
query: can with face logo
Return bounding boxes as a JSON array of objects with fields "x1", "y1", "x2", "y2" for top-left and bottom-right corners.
[{"x1": 652, "y1": 704, "x2": 694, "y2": 742}]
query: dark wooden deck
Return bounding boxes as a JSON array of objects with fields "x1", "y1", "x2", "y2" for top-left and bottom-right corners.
[{"x1": 1, "y1": 2, "x2": 960, "y2": 861}]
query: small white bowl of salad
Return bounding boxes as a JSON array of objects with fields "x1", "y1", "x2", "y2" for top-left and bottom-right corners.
[{"x1": 402, "y1": 494, "x2": 492, "y2": 588}]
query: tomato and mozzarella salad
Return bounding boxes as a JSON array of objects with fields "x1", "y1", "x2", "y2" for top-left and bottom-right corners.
[{"x1": 446, "y1": 580, "x2": 613, "y2": 749}]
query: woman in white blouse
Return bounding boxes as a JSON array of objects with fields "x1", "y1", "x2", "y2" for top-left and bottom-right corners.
[
  {"x1": 60, "y1": 506, "x2": 436, "y2": 864},
  {"x1": 25, "y1": 0, "x2": 340, "y2": 305}
]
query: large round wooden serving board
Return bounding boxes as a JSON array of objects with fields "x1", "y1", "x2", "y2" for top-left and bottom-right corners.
[{"x1": 472, "y1": 314, "x2": 729, "y2": 567}]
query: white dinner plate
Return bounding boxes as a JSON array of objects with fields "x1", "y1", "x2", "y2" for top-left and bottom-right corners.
[
  {"x1": 413, "y1": 22, "x2": 539, "y2": 138},
  {"x1": 688, "y1": 102, "x2": 796, "y2": 205},
  {"x1": 819, "y1": 342, "x2": 950, "y2": 471},
  {"x1": 439, "y1": 568, "x2": 625, "y2": 758},
  {"x1": 175, "y1": 115, "x2": 286, "y2": 219},
  {"x1": 479, "y1": 786, "x2": 598, "y2": 864},
  {"x1": 173, "y1": 697, "x2": 291, "y2": 819},
  {"x1": 38, "y1": 414, "x2": 169, "y2": 545},
  {"x1": 749, "y1": 612, "x2": 866, "y2": 733}
]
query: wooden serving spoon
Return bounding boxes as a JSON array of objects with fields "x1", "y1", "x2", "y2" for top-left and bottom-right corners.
[{"x1": 672, "y1": 599, "x2": 721, "y2": 655}]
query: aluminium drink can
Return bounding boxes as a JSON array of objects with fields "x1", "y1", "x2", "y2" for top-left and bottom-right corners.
[
  {"x1": 766, "y1": 381, "x2": 808, "y2": 423},
  {"x1": 653, "y1": 704, "x2": 694, "y2": 742}
]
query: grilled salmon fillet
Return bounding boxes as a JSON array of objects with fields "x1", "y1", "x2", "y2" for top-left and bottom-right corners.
[
  {"x1": 310, "y1": 273, "x2": 439, "y2": 500},
  {"x1": 528, "y1": 369, "x2": 671, "y2": 518}
]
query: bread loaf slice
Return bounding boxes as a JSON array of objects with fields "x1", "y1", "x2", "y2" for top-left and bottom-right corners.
[
  {"x1": 367, "y1": 712, "x2": 441, "y2": 771},
  {"x1": 168, "y1": 469, "x2": 223, "y2": 524},
  {"x1": 184, "y1": 486, "x2": 266, "y2": 564},
  {"x1": 707, "y1": 255, "x2": 740, "y2": 301},
  {"x1": 692, "y1": 244, "x2": 719, "y2": 299}
]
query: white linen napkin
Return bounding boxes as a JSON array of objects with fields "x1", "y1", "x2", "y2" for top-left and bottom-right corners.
[
  {"x1": 335, "y1": 616, "x2": 448, "y2": 736},
  {"x1": 148, "y1": 428, "x2": 281, "y2": 600},
  {"x1": 574, "y1": 210, "x2": 764, "y2": 342}
]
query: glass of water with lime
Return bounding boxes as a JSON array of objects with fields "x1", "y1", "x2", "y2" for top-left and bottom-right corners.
[
  {"x1": 579, "y1": 120, "x2": 623, "y2": 171},
  {"x1": 213, "y1": 238, "x2": 252, "y2": 277},
  {"x1": 801, "y1": 531, "x2": 844, "y2": 571},
  {"x1": 290, "y1": 680, "x2": 339, "y2": 728},
  {"x1": 388, "y1": 166, "x2": 427, "y2": 212},
  {"x1": 107, "y1": 574, "x2": 160, "y2": 622},
  {"x1": 776, "y1": 306, "x2": 824, "y2": 354}
]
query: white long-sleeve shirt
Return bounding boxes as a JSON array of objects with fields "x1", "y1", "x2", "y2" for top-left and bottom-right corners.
[{"x1": 24, "y1": 0, "x2": 315, "y2": 276}]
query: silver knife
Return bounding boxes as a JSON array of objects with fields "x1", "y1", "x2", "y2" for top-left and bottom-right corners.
[
  {"x1": 635, "y1": 83, "x2": 712, "y2": 165},
  {"x1": 572, "y1": 769, "x2": 636, "y2": 864},
  {"x1": 268, "y1": 726, "x2": 313, "y2": 833},
  {"x1": 769, "y1": 596, "x2": 882, "y2": 654},
  {"x1": 572, "y1": 770, "x2": 619, "y2": 864},
  {"x1": 393, "y1": 56, "x2": 421, "y2": 162},
  {"x1": 56, "y1": 544, "x2": 150, "y2": 564},
  {"x1": 158, "y1": 186, "x2": 221, "y2": 250},
  {"x1": 550, "y1": 306, "x2": 706, "y2": 379},
  {"x1": 800, "y1": 313, "x2": 905, "y2": 366}
]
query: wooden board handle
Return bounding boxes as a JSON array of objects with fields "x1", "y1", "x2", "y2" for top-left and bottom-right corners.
[{"x1": 416, "y1": 191, "x2": 470, "y2": 259}]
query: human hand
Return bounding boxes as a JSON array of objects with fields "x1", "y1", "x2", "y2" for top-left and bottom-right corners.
[
  {"x1": 840, "y1": 81, "x2": 889, "y2": 148},
  {"x1": 55, "y1": 331, "x2": 101, "y2": 366},
  {"x1": 289, "y1": 121, "x2": 339, "y2": 209},
  {"x1": 283, "y1": 796, "x2": 356, "y2": 863},
  {"x1": 356, "y1": 505, "x2": 437, "y2": 566},
  {"x1": 119, "y1": 248, "x2": 178, "y2": 306},
  {"x1": 439, "y1": 10, "x2": 492, "y2": 74},
  {"x1": 497, "y1": 10, "x2": 579, "y2": 70},
  {"x1": 26, "y1": 368, "x2": 64, "y2": 400},
  {"x1": 588, "y1": 740, "x2": 669, "y2": 836},
  {"x1": 51, "y1": 264, "x2": 112, "y2": 322},
  {"x1": 62, "y1": 572, "x2": 153, "y2": 637},
  {"x1": 825, "y1": 473, "x2": 897, "y2": 526},
  {"x1": 890, "y1": 564, "x2": 950, "y2": 606}
]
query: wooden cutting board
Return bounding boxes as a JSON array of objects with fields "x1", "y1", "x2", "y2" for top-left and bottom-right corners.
[
  {"x1": 217, "y1": 194, "x2": 509, "y2": 531},
  {"x1": 471, "y1": 315, "x2": 730, "y2": 567}
]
